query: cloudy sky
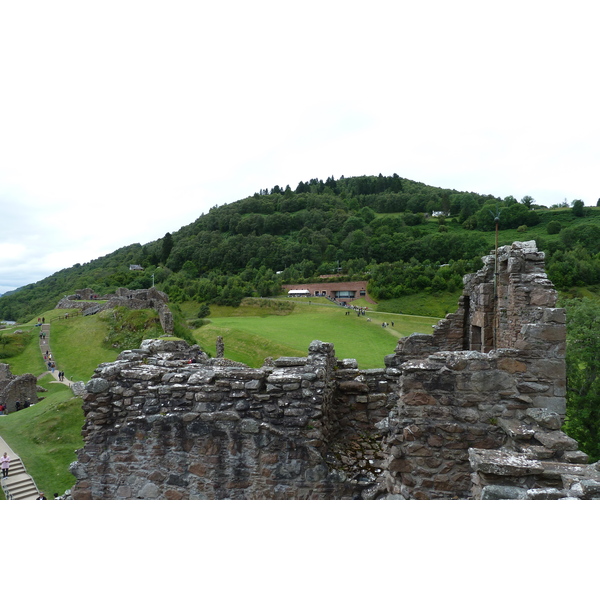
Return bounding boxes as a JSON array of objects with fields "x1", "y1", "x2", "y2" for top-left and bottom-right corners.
[{"x1": 1, "y1": 1, "x2": 598, "y2": 295}]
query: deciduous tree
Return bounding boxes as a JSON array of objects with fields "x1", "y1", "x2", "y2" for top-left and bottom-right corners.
[{"x1": 562, "y1": 297, "x2": 600, "y2": 461}]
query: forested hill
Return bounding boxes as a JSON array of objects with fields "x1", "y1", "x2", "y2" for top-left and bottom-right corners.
[{"x1": 1, "y1": 173, "x2": 599, "y2": 322}]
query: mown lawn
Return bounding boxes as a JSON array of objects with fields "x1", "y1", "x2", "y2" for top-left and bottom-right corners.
[{"x1": 193, "y1": 301, "x2": 439, "y2": 368}]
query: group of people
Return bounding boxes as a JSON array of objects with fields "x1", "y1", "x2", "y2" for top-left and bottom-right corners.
[
  {"x1": 345, "y1": 307, "x2": 369, "y2": 317},
  {"x1": 42, "y1": 331, "x2": 65, "y2": 381},
  {"x1": 1, "y1": 399, "x2": 32, "y2": 415}
]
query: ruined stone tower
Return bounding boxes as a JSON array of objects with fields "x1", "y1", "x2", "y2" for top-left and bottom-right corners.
[{"x1": 70, "y1": 241, "x2": 600, "y2": 499}]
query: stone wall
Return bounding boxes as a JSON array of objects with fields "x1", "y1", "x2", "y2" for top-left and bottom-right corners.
[
  {"x1": 71, "y1": 340, "x2": 357, "y2": 499},
  {"x1": 56, "y1": 287, "x2": 174, "y2": 335},
  {"x1": 0, "y1": 363, "x2": 38, "y2": 412},
  {"x1": 70, "y1": 241, "x2": 600, "y2": 499}
]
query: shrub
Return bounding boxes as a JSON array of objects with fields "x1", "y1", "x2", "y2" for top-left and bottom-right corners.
[
  {"x1": 197, "y1": 304, "x2": 211, "y2": 318},
  {"x1": 547, "y1": 220, "x2": 562, "y2": 235}
]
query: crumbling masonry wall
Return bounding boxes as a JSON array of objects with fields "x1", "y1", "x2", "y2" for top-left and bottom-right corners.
[
  {"x1": 71, "y1": 241, "x2": 600, "y2": 499},
  {"x1": 56, "y1": 287, "x2": 174, "y2": 335},
  {"x1": 0, "y1": 363, "x2": 38, "y2": 413}
]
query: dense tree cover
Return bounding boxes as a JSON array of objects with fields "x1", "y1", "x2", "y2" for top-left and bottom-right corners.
[
  {"x1": 1, "y1": 173, "x2": 599, "y2": 323},
  {"x1": 561, "y1": 298, "x2": 600, "y2": 461},
  {"x1": 543, "y1": 224, "x2": 600, "y2": 289}
]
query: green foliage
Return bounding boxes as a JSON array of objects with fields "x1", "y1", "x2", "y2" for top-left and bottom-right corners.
[
  {"x1": 572, "y1": 199, "x2": 585, "y2": 218},
  {"x1": 561, "y1": 297, "x2": 600, "y2": 460},
  {"x1": 0, "y1": 330, "x2": 33, "y2": 359},
  {"x1": 1, "y1": 173, "x2": 599, "y2": 325},
  {"x1": 547, "y1": 220, "x2": 562, "y2": 234},
  {"x1": 521, "y1": 195, "x2": 535, "y2": 209},
  {"x1": 197, "y1": 304, "x2": 211, "y2": 318},
  {"x1": 376, "y1": 290, "x2": 462, "y2": 318},
  {"x1": 101, "y1": 307, "x2": 164, "y2": 350},
  {"x1": 474, "y1": 202, "x2": 541, "y2": 231},
  {"x1": 161, "y1": 232, "x2": 174, "y2": 264},
  {"x1": 169, "y1": 304, "x2": 198, "y2": 346}
]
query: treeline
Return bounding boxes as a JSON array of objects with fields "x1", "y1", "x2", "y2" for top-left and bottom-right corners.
[
  {"x1": 0, "y1": 173, "x2": 598, "y2": 322},
  {"x1": 544, "y1": 223, "x2": 600, "y2": 289}
]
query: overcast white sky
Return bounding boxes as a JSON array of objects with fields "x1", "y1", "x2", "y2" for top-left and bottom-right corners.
[{"x1": 1, "y1": 0, "x2": 598, "y2": 295}]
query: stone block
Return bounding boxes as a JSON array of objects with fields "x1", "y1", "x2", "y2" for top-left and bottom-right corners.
[
  {"x1": 531, "y1": 395, "x2": 566, "y2": 415},
  {"x1": 469, "y1": 448, "x2": 544, "y2": 476},
  {"x1": 497, "y1": 358, "x2": 527, "y2": 373},
  {"x1": 526, "y1": 488, "x2": 567, "y2": 500},
  {"x1": 562, "y1": 450, "x2": 589, "y2": 464},
  {"x1": 497, "y1": 418, "x2": 535, "y2": 440},
  {"x1": 534, "y1": 430, "x2": 578, "y2": 451},
  {"x1": 524, "y1": 407, "x2": 562, "y2": 430},
  {"x1": 86, "y1": 378, "x2": 110, "y2": 394},
  {"x1": 402, "y1": 391, "x2": 437, "y2": 406},
  {"x1": 138, "y1": 482, "x2": 159, "y2": 499}
]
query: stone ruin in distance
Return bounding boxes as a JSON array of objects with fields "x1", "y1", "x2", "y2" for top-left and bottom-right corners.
[{"x1": 70, "y1": 241, "x2": 600, "y2": 499}]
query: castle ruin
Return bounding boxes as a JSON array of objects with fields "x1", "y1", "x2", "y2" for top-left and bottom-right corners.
[
  {"x1": 70, "y1": 241, "x2": 600, "y2": 499},
  {"x1": 56, "y1": 287, "x2": 174, "y2": 336},
  {"x1": 0, "y1": 363, "x2": 38, "y2": 413}
]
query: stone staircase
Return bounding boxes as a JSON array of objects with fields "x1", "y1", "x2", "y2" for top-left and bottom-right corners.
[{"x1": 0, "y1": 438, "x2": 40, "y2": 500}]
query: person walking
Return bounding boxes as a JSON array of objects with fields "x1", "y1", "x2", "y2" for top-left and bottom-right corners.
[{"x1": 1, "y1": 452, "x2": 9, "y2": 478}]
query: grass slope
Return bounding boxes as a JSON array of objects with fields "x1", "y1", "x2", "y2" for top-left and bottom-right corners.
[
  {"x1": 0, "y1": 374, "x2": 84, "y2": 499},
  {"x1": 50, "y1": 314, "x2": 121, "y2": 382},
  {"x1": 193, "y1": 299, "x2": 439, "y2": 368},
  {"x1": 0, "y1": 297, "x2": 441, "y2": 499},
  {"x1": 1, "y1": 324, "x2": 47, "y2": 375}
]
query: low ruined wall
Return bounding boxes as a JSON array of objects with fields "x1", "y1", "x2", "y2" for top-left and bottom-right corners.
[
  {"x1": 71, "y1": 340, "x2": 362, "y2": 499},
  {"x1": 70, "y1": 242, "x2": 600, "y2": 499},
  {"x1": 56, "y1": 287, "x2": 174, "y2": 335},
  {"x1": 0, "y1": 363, "x2": 38, "y2": 412}
]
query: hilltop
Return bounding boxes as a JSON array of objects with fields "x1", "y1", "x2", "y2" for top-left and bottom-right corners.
[{"x1": 1, "y1": 173, "x2": 599, "y2": 323}]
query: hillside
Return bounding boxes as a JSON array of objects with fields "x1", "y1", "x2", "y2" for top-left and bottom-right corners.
[{"x1": 1, "y1": 173, "x2": 599, "y2": 323}]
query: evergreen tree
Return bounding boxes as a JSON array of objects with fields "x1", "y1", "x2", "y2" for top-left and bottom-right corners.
[{"x1": 161, "y1": 232, "x2": 174, "y2": 264}]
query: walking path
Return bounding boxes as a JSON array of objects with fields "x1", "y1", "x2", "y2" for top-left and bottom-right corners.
[{"x1": 38, "y1": 321, "x2": 75, "y2": 386}]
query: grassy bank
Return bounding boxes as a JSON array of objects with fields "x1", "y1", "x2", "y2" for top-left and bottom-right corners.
[
  {"x1": 50, "y1": 314, "x2": 121, "y2": 382},
  {"x1": 193, "y1": 299, "x2": 439, "y2": 368},
  {"x1": 0, "y1": 374, "x2": 84, "y2": 499}
]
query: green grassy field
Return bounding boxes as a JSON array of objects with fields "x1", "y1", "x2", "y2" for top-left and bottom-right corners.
[
  {"x1": 1, "y1": 323, "x2": 47, "y2": 375},
  {"x1": 50, "y1": 314, "x2": 121, "y2": 382},
  {"x1": 193, "y1": 299, "x2": 439, "y2": 368},
  {"x1": 0, "y1": 298, "x2": 441, "y2": 498}
]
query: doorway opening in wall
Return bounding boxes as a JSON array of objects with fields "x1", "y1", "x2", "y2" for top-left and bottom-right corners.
[{"x1": 471, "y1": 325, "x2": 482, "y2": 352}]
